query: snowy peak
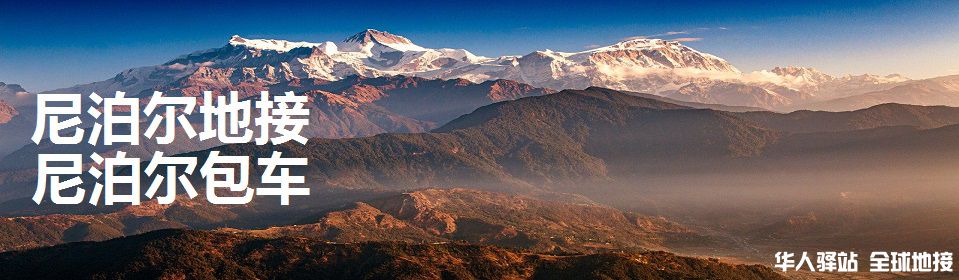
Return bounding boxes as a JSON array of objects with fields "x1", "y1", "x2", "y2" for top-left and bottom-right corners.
[
  {"x1": 842, "y1": 73, "x2": 910, "y2": 84},
  {"x1": 760, "y1": 66, "x2": 911, "y2": 101},
  {"x1": 573, "y1": 37, "x2": 739, "y2": 73},
  {"x1": 228, "y1": 35, "x2": 322, "y2": 52},
  {"x1": 768, "y1": 66, "x2": 836, "y2": 89},
  {"x1": 770, "y1": 66, "x2": 834, "y2": 81},
  {"x1": 341, "y1": 29, "x2": 425, "y2": 52},
  {"x1": 771, "y1": 66, "x2": 817, "y2": 74},
  {"x1": 343, "y1": 29, "x2": 414, "y2": 45},
  {"x1": 55, "y1": 30, "x2": 745, "y2": 106},
  {"x1": 583, "y1": 38, "x2": 697, "y2": 55},
  {"x1": 606, "y1": 38, "x2": 677, "y2": 50},
  {"x1": 768, "y1": 66, "x2": 909, "y2": 86}
]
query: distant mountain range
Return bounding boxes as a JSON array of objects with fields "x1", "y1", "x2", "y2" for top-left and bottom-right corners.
[
  {"x1": 32, "y1": 29, "x2": 955, "y2": 111},
  {"x1": 797, "y1": 74, "x2": 959, "y2": 111}
]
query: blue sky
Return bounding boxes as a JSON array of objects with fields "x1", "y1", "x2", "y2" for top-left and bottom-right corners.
[{"x1": 1, "y1": 0, "x2": 957, "y2": 92}]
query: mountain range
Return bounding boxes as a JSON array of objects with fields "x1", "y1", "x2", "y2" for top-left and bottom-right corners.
[
  {"x1": 35, "y1": 29, "x2": 957, "y2": 111},
  {"x1": 56, "y1": 29, "x2": 738, "y2": 97},
  {"x1": 797, "y1": 74, "x2": 959, "y2": 111}
]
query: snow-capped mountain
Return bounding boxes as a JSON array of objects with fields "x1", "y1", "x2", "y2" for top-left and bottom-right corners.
[
  {"x1": 768, "y1": 66, "x2": 836, "y2": 93},
  {"x1": 55, "y1": 29, "x2": 739, "y2": 96},
  {"x1": 759, "y1": 66, "x2": 909, "y2": 100},
  {"x1": 50, "y1": 29, "x2": 911, "y2": 110},
  {"x1": 442, "y1": 38, "x2": 742, "y2": 94},
  {"x1": 657, "y1": 66, "x2": 911, "y2": 109},
  {"x1": 663, "y1": 80, "x2": 801, "y2": 110},
  {"x1": 797, "y1": 74, "x2": 959, "y2": 111}
]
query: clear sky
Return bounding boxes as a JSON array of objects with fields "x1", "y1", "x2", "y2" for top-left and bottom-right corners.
[{"x1": 2, "y1": 0, "x2": 957, "y2": 92}]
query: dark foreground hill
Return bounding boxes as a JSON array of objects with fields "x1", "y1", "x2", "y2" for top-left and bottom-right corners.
[{"x1": 0, "y1": 229, "x2": 784, "y2": 280}]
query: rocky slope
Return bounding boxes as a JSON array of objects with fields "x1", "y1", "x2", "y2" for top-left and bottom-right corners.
[
  {"x1": 0, "y1": 101, "x2": 16, "y2": 124},
  {"x1": 0, "y1": 198, "x2": 232, "y2": 252},
  {"x1": 249, "y1": 188, "x2": 696, "y2": 253},
  {"x1": 0, "y1": 188, "x2": 697, "y2": 254}
]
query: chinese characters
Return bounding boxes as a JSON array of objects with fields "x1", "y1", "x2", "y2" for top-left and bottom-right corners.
[
  {"x1": 33, "y1": 90, "x2": 310, "y2": 206},
  {"x1": 776, "y1": 251, "x2": 953, "y2": 273}
]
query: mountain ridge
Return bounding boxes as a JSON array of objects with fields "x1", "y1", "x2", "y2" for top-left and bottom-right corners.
[{"x1": 45, "y1": 29, "x2": 911, "y2": 111}]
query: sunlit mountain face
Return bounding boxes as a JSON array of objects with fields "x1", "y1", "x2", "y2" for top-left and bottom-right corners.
[{"x1": 38, "y1": 29, "x2": 957, "y2": 113}]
